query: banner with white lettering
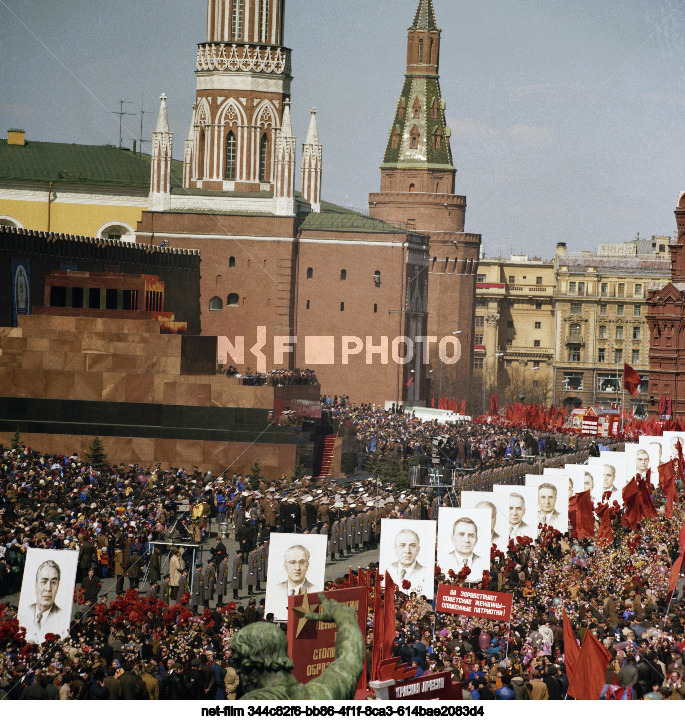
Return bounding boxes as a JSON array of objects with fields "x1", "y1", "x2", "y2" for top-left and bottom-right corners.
[{"x1": 435, "y1": 583, "x2": 513, "y2": 621}]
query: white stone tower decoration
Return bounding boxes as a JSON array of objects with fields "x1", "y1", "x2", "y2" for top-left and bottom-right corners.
[
  {"x1": 301, "y1": 108, "x2": 322, "y2": 213},
  {"x1": 274, "y1": 100, "x2": 296, "y2": 216},
  {"x1": 149, "y1": 94, "x2": 173, "y2": 211}
]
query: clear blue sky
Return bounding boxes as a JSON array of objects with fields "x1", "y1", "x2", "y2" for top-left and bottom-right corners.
[{"x1": 1, "y1": 0, "x2": 684, "y2": 258}]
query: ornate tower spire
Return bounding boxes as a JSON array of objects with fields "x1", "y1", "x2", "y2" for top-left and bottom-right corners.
[
  {"x1": 301, "y1": 108, "x2": 322, "y2": 213},
  {"x1": 274, "y1": 100, "x2": 296, "y2": 215},
  {"x1": 412, "y1": 0, "x2": 437, "y2": 31},
  {"x1": 149, "y1": 94, "x2": 173, "y2": 211}
]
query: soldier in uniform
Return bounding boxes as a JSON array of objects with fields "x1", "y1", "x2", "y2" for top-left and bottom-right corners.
[
  {"x1": 353, "y1": 512, "x2": 362, "y2": 550},
  {"x1": 329, "y1": 518, "x2": 339, "y2": 562},
  {"x1": 344, "y1": 512, "x2": 354, "y2": 555},
  {"x1": 177, "y1": 567, "x2": 190, "y2": 601},
  {"x1": 204, "y1": 559, "x2": 216, "y2": 609},
  {"x1": 231, "y1": 551, "x2": 243, "y2": 600},
  {"x1": 159, "y1": 573, "x2": 170, "y2": 603},
  {"x1": 217, "y1": 556, "x2": 229, "y2": 607},
  {"x1": 361, "y1": 509, "x2": 371, "y2": 549},
  {"x1": 257, "y1": 542, "x2": 266, "y2": 592},
  {"x1": 191, "y1": 562, "x2": 204, "y2": 614},
  {"x1": 246, "y1": 547, "x2": 258, "y2": 596}
]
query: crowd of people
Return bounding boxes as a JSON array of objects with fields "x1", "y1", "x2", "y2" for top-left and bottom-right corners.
[
  {"x1": 0, "y1": 403, "x2": 684, "y2": 701},
  {"x1": 225, "y1": 367, "x2": 318, "y2": 386}
]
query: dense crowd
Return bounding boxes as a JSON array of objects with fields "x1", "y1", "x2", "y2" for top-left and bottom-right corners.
[
  {"x1": 225, "y1": 367, "x2": 318, "y2": 386},
  {"x1": 0, "y1": 405, "x2": 683, "y2": 700}
]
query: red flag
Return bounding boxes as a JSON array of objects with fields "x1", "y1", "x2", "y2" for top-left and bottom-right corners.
[
  {"x1": 371, "y1": 569, "x2": 384, "y2": 680},
  {"x1": 431, "y1": 396, "x2": 435, "y2": 409},
  {"x1": 383, "y1": 572, "x2": 397, "y2": 663},
  {"x1": 677, "y1": 440, "x2": 685, "y2": 482},
  {"x1": 668, "y1": 550, "x2": 685, "y2": 596},
  {"x1": 348, "y1": 567, "x2": 355, "y2": 586},
  {"x1": 563, "y1": 611, "x2": 581, "y2": 681},
  {"x1": 658, "y1": 460, "x2": 678, "y2": 519},
  {"x1": 637, "y1": 472, "x2": 657, "y2": 520},
  {"x1": 459, "y1": 398, "x2": 466, "y2": 416},
  {"x1": 570, "y1": 490, "x2": 595, "y2": 539},
  {"x1": 512, "y1": 402, "x2": 523, "y2": 424},
  {"x1": 621, "y1": 478, "x2": 641, "y2": 531},
  {"x1": 659, "y1": 394, "x2": 667, "y2": 416},
  {"x1": 489, "y1": 392, "x2": 499, "y2": 415},
  {"x1": 406, "y1": 375, "x2": 414, "y2": 389},
  {"x1": 679, "y1": 521, "x2": 685, "y2": 552},
  {"x1": 667, "y1": 395, "x2": 673, "y2": 416},
  {"x1": 595, "y1": 503, "x2": 614, "y2": 546},
  {"x1": 567, "y1": 629, "x2": 612, "y2": 700}
]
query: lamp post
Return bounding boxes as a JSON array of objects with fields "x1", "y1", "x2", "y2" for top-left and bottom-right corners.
[
  {"x1": 483, "y1": 352, "x2": 504, "y2": 415},
  {"x1": 439, "y1": 330, "x2": 462, "y2": 398}
]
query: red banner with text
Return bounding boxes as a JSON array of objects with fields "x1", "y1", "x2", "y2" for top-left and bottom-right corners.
[{"x1": 435, "y1": 584, "x2": 513, "y2": 621}]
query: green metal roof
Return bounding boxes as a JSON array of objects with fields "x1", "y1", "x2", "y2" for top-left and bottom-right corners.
[
  {"x1": 299, "y1": 199, "x2": 405, "y2": 234},
  {"x1": 412, "y1": 0, "x2": 437, "y2": 31},
  {"x1": 0, "y1": 139, "x2": 183, "y2": 189}
]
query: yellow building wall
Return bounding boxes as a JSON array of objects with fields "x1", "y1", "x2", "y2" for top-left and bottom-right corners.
[{"x1": 0, "y1": 196, "x2": 145, "y2": 237}]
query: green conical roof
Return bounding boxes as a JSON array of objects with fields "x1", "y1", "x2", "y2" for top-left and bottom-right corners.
[{"x1": 412, "y1": 0, "x2": 437, "y2": 31}]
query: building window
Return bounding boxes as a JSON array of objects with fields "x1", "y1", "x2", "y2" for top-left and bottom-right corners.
[
  {"x1": 508, "y1": 275, "x2": 515, "y2": 284},
  {"x1": 600, "y1": 303, "x2": 607, "y2": 315},
  {"x1": 374, "y1": 270, "x2": 381, "y2": 284},
  {"x1": 598, "y1": 348, "x2": 605, "y2": 363},
  {"x1": 568, "y1": 345, "x2": 581, "y2": 362},
  {"x1": 570, "y1": 302, "x2": 582, "y2": 314},
  {"x1": 209, "y1": 296, "x2": 223, "y2": 311},
  {"x1": 632, "y1": 349, "x2": 640, "y2": 365},
  {"x1": 615, "y1": 326, "x2": 623, "y2": 340},
  {"x1": 476, "y1": 274, "x2": 486, "y2": 283},
  {"x1": 229, "y1": 256, "x2": 235, "y2": 268},
  {"x1": 563, "y1": 372, "x2": 583, "y2": 391},
  {"x1": 340, "y1": 269, "x2": 347, "y2": 281},
  {"x1": 600, "y1": 282, "x2": 608, "y2": 296},
  {"x1": 306, "y1": 267, "x2": 313, "y2": 279},
  {"x1": 306, "y1": 300, "x2": 310, "y2": 310},
  {"x1": 534, "y1": 321, "x2": 541, "y2": 329},
  {"x1": 373, "y1": 303, "x2": 377, "y2": 313},
  {"x1": 634, "y1": 283, "x2": 642, "y2": 297},
  {"x1": 418, "y1": 39, "x2": 424, "y2": 63},
  {"x1": 569, "y1": 281, "x2": 576, "y2": 294},
  {"x1": 431, "y1": 99, "x2": 438, "y2": 119},
  {"x1": 474, "y1": 357, "x2": 484, "y2": 370},
  {"x1": 634, "y1": 304, "x2": 641, "y2": 317},
  {"x1": 659, "y1": 244, "x2": 666, "y2": 252},
  {"x1": 475, "y1": 334, "x2": 483, "y2": 345},
  {"x1": 617, "y1": 283, "x2": 625, "y2": 297},
  {"x1": 535, "y1": 301, "x2": 542, "y2": 310},
  {"x1": 533, "y1": 361, "x2": 540, "y2": 369},
  {"x1": 231, "y1": 0, "x2": 244, "y2": 39},
  {"x1": 614, "y1": 349, "x2": 623, "y2": 363},
  {"x1": 475, "y1": 316, "x2": 484, "y2": 327},
  {"x1": 633, "y1": 326, "x2": 640, "y2": 340},
  {"x1": 259, "y1": 0, "x2": 269, "y2": 43},
  {"x1": 340, "y1": 302, "x2": 344, "y2": 311},
  {"x1": 225, "y1": 131, "x2": 236, "y2": 180},
  {"x1": 534, "y1": 339, "x2": 541, "y2": 347},
  {"x1": 507, "y1": 320, "x2": 514, "y2": 329},
  {"x1": 227, "y1": 293, "x2": 239, "y2": 306},
  {"x1": 259, "y1": 134, "x2": 268, "y2": 182},
  {"x1": 413, "y1": 98, "x2": 421, "y2": 118},
  {"x1": 598, "y1": 325, "x2": 607, "y2": 339},
  {"x1": 617, "y1": 304, "x2": 624, "y2": 316},
  {"x1": 536, "y1": 276, "x2": 543, "y2": 285},
  {"x1": 598, "y1": 373, "x2": 620, "y2": 392},
  {"x1": 569, "y1": 323, "x2": 581, "y2": 340},
  {"x1": 578, "y1": 281, "x2": 585, "y2": 295},
  {"x1": 505, "y1": 359, "x2": 512, "y2": 367},
  {"x1": 410, "y1": 136, "x2": 418, "y2": 149}
]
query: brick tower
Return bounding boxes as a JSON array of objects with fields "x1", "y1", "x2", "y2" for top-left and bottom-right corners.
[
  {"x1": 369, "y1": 0, "x2": 481, "y2": 401},
  {"x1": 182, "y1": 0, "x2": 293, "y2": 204}
]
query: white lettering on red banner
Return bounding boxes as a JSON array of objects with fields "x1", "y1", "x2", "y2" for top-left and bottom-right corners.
[{"x1": 435, "y1": 584, "x2": 513, "y2": 621}]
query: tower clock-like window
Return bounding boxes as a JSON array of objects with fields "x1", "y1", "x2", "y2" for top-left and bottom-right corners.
[
  {"x1": 226, "y1": 132, "x2": 236, "y2": 180},
  {"x1": 259, "y1": 134, "x2": 268, "y2": 182},
  {"x1": 232, "y1": 0, "x2": 244, "y2": 40}
]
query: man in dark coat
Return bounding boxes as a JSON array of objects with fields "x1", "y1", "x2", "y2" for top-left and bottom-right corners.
[
  {"x1": 81, "y1": 568, "x2": 102, "y2": 604},
  {"x1": 148, "y1": 546, "x2": 161, "y2": 586}
]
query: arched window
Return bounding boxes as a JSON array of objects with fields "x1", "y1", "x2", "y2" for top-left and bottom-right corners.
[
  {"x1": 232, "y1": 0, "x2": 244, "y2": 40},
  {"x1": 418, "y1": 39, "x2": 424, "y2": 64},
  {"x1": 259, "y1": 0, "x2": 269, "y2": 43},
  {"x1": 227, "y1": 293, "x2": 239, "y2": 306},
  {"x1": 209, "y1": 296, "x2": 223, "y2": 311},
  {"x1": 259, "y1": 133, "x2": 268, "y2": 182},
  {"x1": 0, "y1": 216, "x2": 23, "y2": 229},
  {"x1": 229, "y1": 256, "x2": 235, "y2": 268},
  {"x1": 226, "y1": 131, "x2": 236, "y2": 180},
  {"x1": 306, "y1": 267, "x2": 313, "y2": 279},
  {"x1": 198, "y1": 126, "x2": 206, "y2": 177},
  {"x1": 569, "y1": 323, "x2": 581, "y2": 340},
  {"x1": 340, "y1": 269, "x2": 347, "y2": 281},
  {"x1": 413, "y1": 98, "x2": 421, "y2": 118},
  {"x1": 409, "y1": 183, "x2": 416, "y2": 192},
  {"x1": 431, "y1": 99, "x2": 439, "y2": 119}
]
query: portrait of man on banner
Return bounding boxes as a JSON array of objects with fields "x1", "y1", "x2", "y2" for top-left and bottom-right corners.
[
  {"x1": 436, "y1": 508, "x2": 489, "y2": 583},
  {"x1": 460, "y1": 491, "x2": 508, "y2": 552},
  {"x1": 524, "y1": 475, "x2": 569, "y2": 534},
  {"x1": 264, "y1": 533, "x2": 327, "y2": 621},
  {"x1": 17, "y1": 548, "x2": 77, "y2": 644},
  {"x1": 492, "y1": 484, "x2": 538, "y2": 542},
  {"x1": 379, "y1": 519, "x2": 436, "y2": 598}
]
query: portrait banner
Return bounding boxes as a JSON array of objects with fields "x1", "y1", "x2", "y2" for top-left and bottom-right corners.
[
  {"x1": 435, "y1": 583, "x2": 513, "y2": 621},
  {"x1": 492, "y1": 484, "x2": 539, "y2": 544},
  {"x1": 287, "y1": 585, "x2": 368, "y2": 689},
  {"x1": 524, "y1": 474, "x2": 569, "y2": 534},
  {"x1": 264, "y1": 533, "x2": 327, "y2": 621},
  {"x1": 436, "y1": 507, "x2": 490, "y2": 583},
  {"x1": 586, "y1": 452, "x2": 628, "y2": 503},
  {"x1": 542, "y1": 467, "x2": 575, "y2": 500},
  {"x1": 18, "y1": 548, "x2": 77, "y2": 644},
  {"x1": 662, "y1": 431, "x2": 685, "y2": 465},
  {"x1": 378, "y1": 519, "x2": 436, "y2": 598},
  {"x1": 460, "y1": 491, "x2": 508, "y2": 552},
  {"x1": 626, "y1": 442, "x2": 659, "y2": 487}
]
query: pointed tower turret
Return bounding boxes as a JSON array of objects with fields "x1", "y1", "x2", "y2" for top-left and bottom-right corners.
[
  {"x1": 149, "y1": 94, "x2": 173, "y2": 211},
  {"x1": 369, "y1": 0, "x2": 481, "y2": 400},
  {"x1": 274, "y1": 100, "x2": 296, "y2": 215},
  {"x1": 301, "y1": 108, "x2": 322, "y2": 213}
]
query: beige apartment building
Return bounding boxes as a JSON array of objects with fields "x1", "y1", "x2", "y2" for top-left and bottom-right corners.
[
  {"x1": 474, "y1": 255, "x2": 555, "y2": 412},
  {"x1": 553, "y1": 236, "x2": 671, "y2": 413}
]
